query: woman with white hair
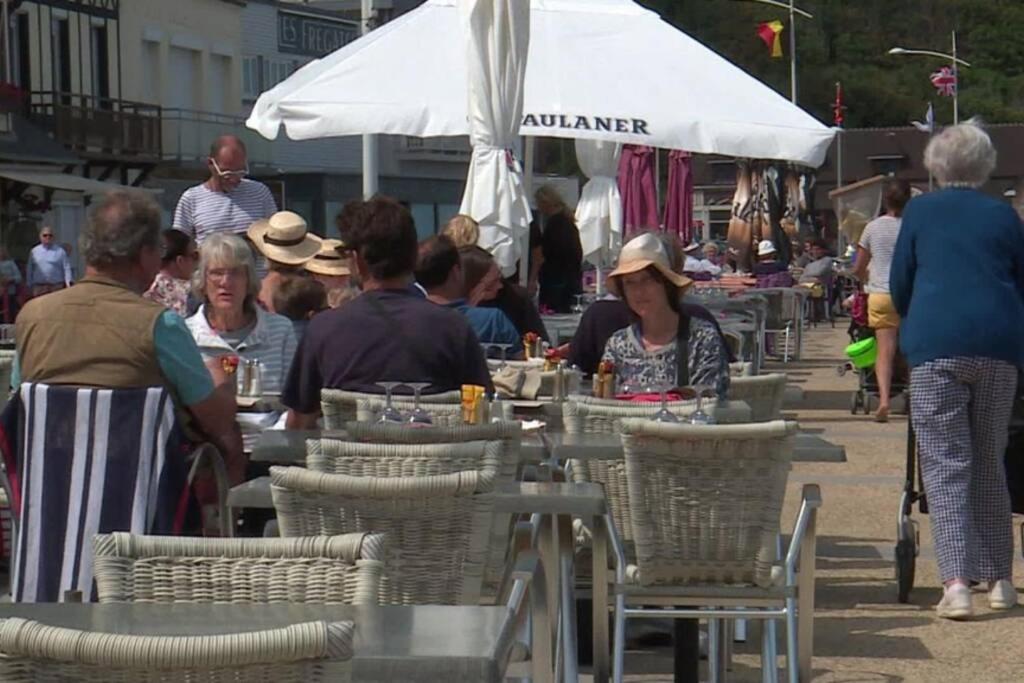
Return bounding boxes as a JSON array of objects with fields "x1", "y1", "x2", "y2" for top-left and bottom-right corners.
[
  {"x1": 186, "y1": 233, "x2": 298, "y2": 394},
  {"x1": 891, "y1": 121, "x2": 1024, "y2": 620}
]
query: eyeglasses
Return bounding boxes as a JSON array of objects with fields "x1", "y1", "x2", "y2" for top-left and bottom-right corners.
[
  {"x1": 209, "y1": 158, "x2": 249, "y2": 180},
  {"x1": 41, "y1": 233, "x2": 54, "y2": 239},
  {"x1": 207, "y1": 267, "x2": 246, "y2": 283}
]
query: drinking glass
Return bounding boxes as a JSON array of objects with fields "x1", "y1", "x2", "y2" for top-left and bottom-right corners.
[
  {"x1": 572, "y1": 294, "x2": 585, "y2": 314},
  {"x1": 689, "y1": 385, "x2": 715, "y2": 425},
  {"x1": 405, "y1": 382, "x2": 433, "y2": 425},
  {"x1": 652, "y1": 383, "x2": 680, "y2": 423},
  {"x1": 495, "y1": 343, "x2": 513, "y2": 369},
  {"x1": 375, "y1": 382, "x2": 405, "y2": 423}
]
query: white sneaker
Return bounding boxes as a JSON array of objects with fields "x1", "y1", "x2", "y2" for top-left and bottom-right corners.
[
  {"x1": 936, "y1": 583, "x2": 973, "y2": 620},
  {"x1": 989, "y1": 580, "x2": 1017, "y2": 610}
]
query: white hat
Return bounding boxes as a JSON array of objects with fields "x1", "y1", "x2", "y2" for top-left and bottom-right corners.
[
  {"x1": 304, "y1": 238, "x2": 352, "y2": 277},
  {"x1": 247, "y1": 211, "x2": 322, "y2": 265},
  {"x1": 757, "y1": 240, "x2": 778, "y2": 257},
  {"x1": 606, "y1": 233, "x2": 692, "y2": 297},
  {"x1": 683, "y1": 241, "x2": 702, "y2": 254}
]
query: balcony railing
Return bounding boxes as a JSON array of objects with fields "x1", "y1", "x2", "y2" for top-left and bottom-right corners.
[
  {"x1": 400, "y1": 136, "x2": 471, "y2": 161},
  {"x1": 161, "y1": 108, "x2": 272, "y2": 167},
  {"x1": 28, "y1": 91, "x2": 162, "y2": 161}
]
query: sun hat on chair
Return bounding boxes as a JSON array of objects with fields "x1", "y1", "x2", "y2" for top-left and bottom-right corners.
[
  {"x1": 304, "y1": 238, "x2": 351, "y2": 277},
  {"x1": 683, "y1": 241, "x2": 702, "y2": 255},
  {"x1": 247, "y1": 211, "x2": 322, "y2": 265},
  {"x1": 607, "y1": 233, "x2": 692, "y2": 297},
  {"x1": 757, "y1": 240, "x2": 778, "y2": 257}
]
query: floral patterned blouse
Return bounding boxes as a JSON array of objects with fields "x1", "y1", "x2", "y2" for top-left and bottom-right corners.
[
  {"x1": 144, "y1": 272, "x2": 191, "y2": 318},
  {"x1": 600, "y1": 317, "x2": 730, "y2": 399}
]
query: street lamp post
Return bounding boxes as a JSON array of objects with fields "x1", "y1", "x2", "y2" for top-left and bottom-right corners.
[
  {"x1": 888, "y1": 31, "x2": 971, "y2": 125},
  {"x1": 734, "y1": 0, "x2": 813, "y2": 104}
]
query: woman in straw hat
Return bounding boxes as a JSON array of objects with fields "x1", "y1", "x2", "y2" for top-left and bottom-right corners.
[
  {"x1": 305, "y1": 237, "x2": 355, "y2": 301},
  {"x1": 247, "y1": 210, "x2": 321, "y2": 312},
  {"x1": 601, "y1": 233, "x2": 730, "y2": 399}
]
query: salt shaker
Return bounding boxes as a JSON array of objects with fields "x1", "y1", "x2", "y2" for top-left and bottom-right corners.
[{"x1": 251, "y1": 360, "x2": 263, "y2": 397}]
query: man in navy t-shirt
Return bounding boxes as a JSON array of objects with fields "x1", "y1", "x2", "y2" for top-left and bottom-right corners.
[{"x1": 282, "y1": 197, "x2": 492, "y2": 429}]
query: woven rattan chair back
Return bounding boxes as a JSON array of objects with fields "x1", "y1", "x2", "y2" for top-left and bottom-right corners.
[
  {"x1": 320, "y1": 389, "x2": 461, "y2": 429},
  {"x1": 0, "y1": 617, "x2": 354, "y2": 682},
  {"x1": 727, "y1": 373, "x2": 787, "y2": 421},
  {"x1": 729, "y1": 361, "x2": 755, "y2": 377},
  {"x1": 92, "y1": 532, "x2": 384, "y2": 606},
  {"x1": 271, "y1": 466, "x2": 496, "y2": 605},
  {"x1": 562, "y1": 398, "x2": 710, "y2": 545},
  {"x1": 619, "y1": 419, "x2": 796, "y2": 587}
]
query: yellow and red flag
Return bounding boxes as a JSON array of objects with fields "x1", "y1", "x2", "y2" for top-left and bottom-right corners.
[{"x1": 757, "y1": 21, "x2": 784, "y2": 58}]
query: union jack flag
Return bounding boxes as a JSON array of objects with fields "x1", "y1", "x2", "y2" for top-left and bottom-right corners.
[{"x1": 930, "y1": 66, "x2": 958, "y2": 97}]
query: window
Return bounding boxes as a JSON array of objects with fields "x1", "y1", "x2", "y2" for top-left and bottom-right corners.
[
  {"x1": 409, "y1": 203, "x2": 436, "y2": 240},
  {"x1": 51, "y1": 18, "x2": 71, "y2": 101},
  {"x1": 709, "y1": 161, "x2": 736, "y2": 185},
  {"x1": 15, "y1": 13, "x2": 30, "y2": 90},
  {"x1": 868, "y1": 156, "x2": 906, "y2": 176},
  {"x1": 261, "y1": 58, "x2": 297, "y2": 91},
  {"x1": 243, "y1": 56, "x2": 261, "y2": 100},
  {"x1": 91, "y1": 25, "x2": 110, "y2": 104}
]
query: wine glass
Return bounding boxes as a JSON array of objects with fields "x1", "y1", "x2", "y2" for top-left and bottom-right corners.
[
  {"x1": 404, "y1": 382, "x2": 433, "y2": 425},
  {"x1": 375, "y1": 382, "x2": 405, "y2": 423},
  {"x1": 652, "y1": 383, "x2": 680, "y2": 423},
  {"x1": 495, "y1": 343, "x2": 513, "y2": 369},
  {"x1": 689, "y1": 385, "x2": 715, "y2": 425},
  {"x1": 572, "y1": 294, "x2": 585, "y2": 314}
]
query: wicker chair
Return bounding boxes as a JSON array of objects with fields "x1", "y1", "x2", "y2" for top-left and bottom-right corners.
[
  {"x1": 610, "y1": 419, "x2": 820, "y2": 683},
  {"x1": 320, "y1": 389, "x2": 461, "y2": 429},
  {"x1": 727, "y1": 373, "x2": 788, "y2": 421},
  {"x1": 271, "y1": 465, "x2": 496, "y2": 606},
  {"x1": 305, "y1": 428, "x2": 521, "y2": 603},
  {"x1": 92, "y1": 532, "x2": 384, "y2": 606},
  {"x1": 0, "y1": 617, "x2": 354, "y2": 682},
  {"x1": 354, "y1": 397, "x2": 514, "y2": 426},
  {"x1": 729, "y1": 361, "x2": 755, "y2": 377}
]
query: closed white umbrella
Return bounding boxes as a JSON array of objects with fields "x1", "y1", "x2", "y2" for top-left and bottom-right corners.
[
  {"x1": 247, "y1": 0, "x2": 835, "y2": 167},
  {"x1": 458, "y1": 0, "x2": 532, "y2": 276},
  {"x1": 574, "y1": 138, "x2": 622, "y2": 269}
]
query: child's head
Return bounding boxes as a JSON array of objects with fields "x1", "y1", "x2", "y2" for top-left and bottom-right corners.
[{"x1": 272, "y1": 275, "x2": 327, "y2": 321}]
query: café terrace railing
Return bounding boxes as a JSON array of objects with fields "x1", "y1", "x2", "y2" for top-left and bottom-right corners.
[{"x1": 28, "y1": 90, "x2": 162, "y2": 161}]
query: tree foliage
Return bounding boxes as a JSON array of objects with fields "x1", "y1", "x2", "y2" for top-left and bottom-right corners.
[{"x1": 638, "y1": 0, "x2": 1024, "y2": 127}]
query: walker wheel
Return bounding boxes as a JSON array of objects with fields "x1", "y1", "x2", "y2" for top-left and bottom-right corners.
[
  {"x1": 895, "y1": 537, "x2": 916, "y2": 603},
  {"x1": 850, "y1": 393, "x2": 861, "y2": 415}
]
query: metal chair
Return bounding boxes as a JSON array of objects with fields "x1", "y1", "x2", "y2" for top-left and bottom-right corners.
[
  {"x1": 610, "y1": 419, "x2": 820, "y2": 683},
  {"x1": 728, "y1": 373, "x2": 788, "y2": 421},
  {"x1": 0, "y1": 617, "x2": 354, "y2": 682},
  {"x1": 320, "y1": 388, "x2": 461, "y2": 429},
  {"x1": 92, "y1": 532, "x2": 384, "y2": 606}
]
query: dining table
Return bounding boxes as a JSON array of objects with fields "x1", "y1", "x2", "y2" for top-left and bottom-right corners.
[{"x1": 0, "y1": 603, "x2": 525, "y2": 682}]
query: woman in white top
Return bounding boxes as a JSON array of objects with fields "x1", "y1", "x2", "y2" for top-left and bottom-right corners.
[
  {"x1": 854, "y1": 179, "x2": 913, "y2": 422},
  {"x1": 186, "y1": 233, "x2": 297, "y2": 395}
]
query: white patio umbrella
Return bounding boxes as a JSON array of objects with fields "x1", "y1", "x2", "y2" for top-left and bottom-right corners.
[
  {"x1": 458, "y1": 0, "x2": 532, "y2": 276},
  {"x1": 574, "y1": 138, "x2": 622, "y2": 275},
  {"x1": 247, "y1": 0, "x2": 836, "y2": 166}
]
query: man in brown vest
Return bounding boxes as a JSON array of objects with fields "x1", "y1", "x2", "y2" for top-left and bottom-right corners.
[{"x1": 15, "y1": 191, "x2": 245, "y2": 483}]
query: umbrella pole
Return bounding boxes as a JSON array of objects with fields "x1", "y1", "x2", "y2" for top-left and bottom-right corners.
[
  {"x1": 361, "y1": 0, "x2": 378, "y2": 198},
  {"x1": 521, "y1": 135, "x2": 535, "y2": 288}
]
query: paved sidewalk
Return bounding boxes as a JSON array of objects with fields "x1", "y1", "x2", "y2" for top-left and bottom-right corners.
[{"x1": 594, "y1": 323, "x2": 1024, "y2": 682}]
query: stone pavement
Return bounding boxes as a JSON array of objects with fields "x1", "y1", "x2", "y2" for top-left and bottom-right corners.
[{"x1": 586, "y1": 323, "x2": 1024, "y2": 682}]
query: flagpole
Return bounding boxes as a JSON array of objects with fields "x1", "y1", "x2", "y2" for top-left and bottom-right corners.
[
  {"x1": 951, "y1": 30, "x2": 959, "y2": 125},
  {"x1": 789, "y1": 0, "x2": 797, "y2": 103}
]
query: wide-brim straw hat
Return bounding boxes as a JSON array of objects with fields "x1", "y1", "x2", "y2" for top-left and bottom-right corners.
[
  {"x1": 305, "y1": 238, "x2": 352, "y2": 277},
  {"x1": 606, "y1": 233, "x2": 692, "y2": 297},
  {"x1": 247, "y1": 211, "x2": 322, "y2": 265}
]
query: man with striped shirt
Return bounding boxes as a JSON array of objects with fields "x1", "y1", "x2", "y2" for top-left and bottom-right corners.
[{"x1": 172, "y1": 135, "x2": 277, "y2": 245}]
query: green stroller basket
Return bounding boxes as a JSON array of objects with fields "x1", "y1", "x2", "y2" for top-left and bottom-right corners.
[{"x1": 845, "y1": 337, "x2": 877, "y2": 369}]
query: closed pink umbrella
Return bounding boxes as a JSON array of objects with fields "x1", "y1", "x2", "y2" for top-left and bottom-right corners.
[
  {"x1": 618, "y1": 144, "x2": 659, "y2": 237},
  {"x1": 662, "y1": 149, "x2": 694, "y2": 242}
]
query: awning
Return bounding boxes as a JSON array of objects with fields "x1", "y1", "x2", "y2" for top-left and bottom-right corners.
[{"x1": 0, "y1": 167, "x2": 158, "y2": 196}]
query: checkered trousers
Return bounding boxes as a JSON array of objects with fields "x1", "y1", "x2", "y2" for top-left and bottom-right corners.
[{"x1": 910, "y1": 357, "x2": 1018, "y2": 583}]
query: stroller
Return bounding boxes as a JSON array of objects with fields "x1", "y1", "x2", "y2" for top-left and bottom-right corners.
[
  {"x1": 835, "y1": 291, "x2": 909, "y2": 415},
  {"x1": 895, "y1": 374, "x2": 1024, "y2": 602}
]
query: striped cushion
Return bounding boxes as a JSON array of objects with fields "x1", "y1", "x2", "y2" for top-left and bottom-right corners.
[{"x1": 2, "y1": 383, "x2": 190, "y2": 602}]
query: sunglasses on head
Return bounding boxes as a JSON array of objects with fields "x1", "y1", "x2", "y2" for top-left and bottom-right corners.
[{"x1": 209, "y1": 158, "x2": 249, "y2": 180}]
